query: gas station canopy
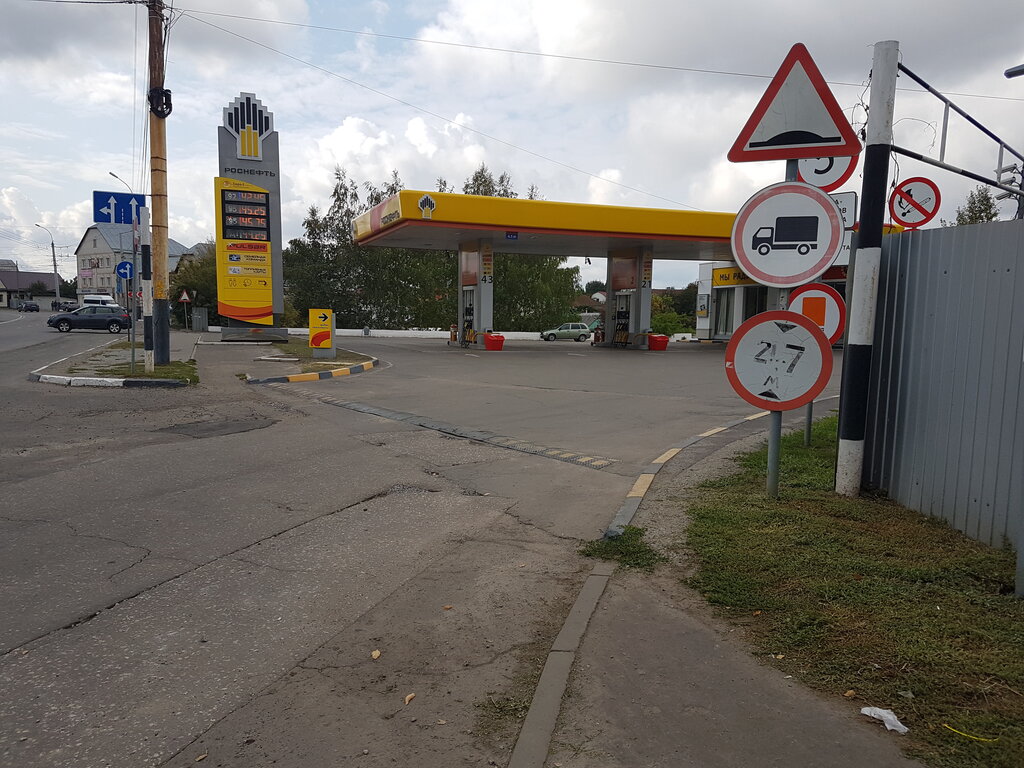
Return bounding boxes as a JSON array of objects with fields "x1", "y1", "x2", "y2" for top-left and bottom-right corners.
[{"x1": 353, "y1": 190, "x2": 736, "y2": 260}]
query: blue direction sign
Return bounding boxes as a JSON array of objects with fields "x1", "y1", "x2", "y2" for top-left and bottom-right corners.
[
  {"x1": 115, "y1": 261, "x2": 135, "y2": 280},
  {"x1": 93, "y1": 191, "x2": 146, "y2": 224}
]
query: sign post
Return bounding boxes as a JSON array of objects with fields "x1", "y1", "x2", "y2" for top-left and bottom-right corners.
[{"x1": 725, "y1": 311, "x2": 833, "y2": 496}]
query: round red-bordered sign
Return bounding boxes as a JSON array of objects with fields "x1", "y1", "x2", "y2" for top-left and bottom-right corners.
[
  {"x1": 731, "y1": 181, "x2": 845, "y2": 289},
  {"x1": 797, "y1": 154, "x2": 859, "y2": 193},
  {"x1": 888, "y1": 177, "x2": 941, "y2": 229},
  {"x1": 725, "y1": 310, "x2": 833, "y2": 411},
  {"x1": 787, "y1": 282, "x2": 846, "y2": 345}
]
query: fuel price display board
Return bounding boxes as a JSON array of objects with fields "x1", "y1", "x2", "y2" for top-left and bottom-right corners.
[{"x1": 214, "y1": 177, "x2": 274, "y2": 324}]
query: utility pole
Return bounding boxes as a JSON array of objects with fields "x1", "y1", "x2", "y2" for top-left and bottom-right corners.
[
  {"x1": 35, "y1": 224, "x2": 61, "y2": 306},
  {"x1": 148, "y1": 0, "x2": 171, "y2": 366},
  {"x1": 835, "y1": 40, "x2": 899, "y2": 496}
]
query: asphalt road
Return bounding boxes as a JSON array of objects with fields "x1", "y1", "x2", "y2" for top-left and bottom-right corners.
[{"x1": 0, "y1": 316, "x2": 843, "y2": 767}]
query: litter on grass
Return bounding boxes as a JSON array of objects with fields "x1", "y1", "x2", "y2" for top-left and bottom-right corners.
[{"x1": 860, "y1": 707, "x2": 909, "y2": 734}]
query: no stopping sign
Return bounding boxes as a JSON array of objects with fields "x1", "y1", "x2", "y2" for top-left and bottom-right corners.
[{"x1": 725, "y1": 311, "x2": 833, "y2": 411}]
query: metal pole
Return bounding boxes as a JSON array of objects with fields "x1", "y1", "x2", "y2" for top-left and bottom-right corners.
[
  {"x1": 836, "y1": 40, "x2": 899, "y2": 496},
  {"x1": 140, "y1": 207, "x2": 154, "y2": 372},
  {"x1": 783, "y1": 158, "x2": 815, "y2": 447},
  {"x1": 767, "y1": 410, "x2": 782, "y2": 498},
  {"x1": 148, "y1": 0, "x2": 170, "y2": 365},
  {"x1": 35, "y1": 224, "x2": 60, "y2": 307}
]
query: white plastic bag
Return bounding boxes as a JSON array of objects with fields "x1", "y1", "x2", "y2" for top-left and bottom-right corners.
[{"x1": 860, "y1": 707, "x2": 909, "y2": 734}]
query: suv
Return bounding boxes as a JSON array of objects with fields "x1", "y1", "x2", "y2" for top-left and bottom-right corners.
[
  {"x1": 18, "y1": 301, "x2": 40, "y2": 312},
  {"x1": 47, "y1": 305, "x2": 132, "y2": 334},
  {"x1": 540, "y1": 322, "x2": 591, "y2": 342}
]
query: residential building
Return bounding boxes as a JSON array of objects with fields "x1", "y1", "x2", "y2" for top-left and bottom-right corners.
[
  {"x1": 0, "y1": 270, "x2": 58, "y2": 309},
  {"x1": 74, "y1": 224, "x2": 191, "y2": 303}
]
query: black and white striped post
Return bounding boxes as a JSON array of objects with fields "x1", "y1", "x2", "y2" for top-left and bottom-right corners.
[{"x1": 835, "y1": 40, "x2": 899, "y2": 495}]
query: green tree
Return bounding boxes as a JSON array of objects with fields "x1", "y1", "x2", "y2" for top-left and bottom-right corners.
[
  {"x1": 59, "y1": 277, "x2": 76, "y2": 298},
  {"x1": 284, "y1": 168, "x2": 456, "y2": 329},
  {"x1": 28, "y1": 280, "x2": 48, "y2": 295},
  {"x1": 945, "y1": 185, "x2": 1001, "y2": 226},
  {"x1": 584, "y1": 280, "x2": 606, "y2": 294},
  {"x1": 169, "y1": 241, "x2": 219, "y2": 326}
]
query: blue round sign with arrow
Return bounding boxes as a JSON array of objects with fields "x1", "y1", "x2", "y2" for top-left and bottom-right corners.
[{"x1": 116, "y1": 261, "x2": 135, "y2": 280}]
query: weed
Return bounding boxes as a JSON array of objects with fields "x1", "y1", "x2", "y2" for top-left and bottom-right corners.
[{"x1": 579, "y1": 526, "x2": 668, "y2": 571}]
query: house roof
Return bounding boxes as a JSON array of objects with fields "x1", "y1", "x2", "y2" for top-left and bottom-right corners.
[
  {"x1": 0, "y1": 270, "x2": 58, "y2": 291},
  {"x1": 76, "y1": 224, "x2": 191, "y2": 271}
]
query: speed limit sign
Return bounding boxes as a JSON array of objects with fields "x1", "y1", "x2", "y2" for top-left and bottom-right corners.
[{"x1": 725, "y1": 311, "x2": 832, "y2": 411}]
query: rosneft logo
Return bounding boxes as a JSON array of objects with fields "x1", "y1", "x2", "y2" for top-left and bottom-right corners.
[{"x1": 223, "y1": 93, "x2": 274, "y2": 161}]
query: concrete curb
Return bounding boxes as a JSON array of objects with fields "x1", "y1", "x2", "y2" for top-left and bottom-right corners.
[
  {"x1": 246, "y1": 357, "x2": 380, "y2": 384},
  {"x1": 507, "y1": 395, "x2": 841, "y2": 768},
  {"x1": 28, "y1": 372, "x2": 187, "y2": 388}
]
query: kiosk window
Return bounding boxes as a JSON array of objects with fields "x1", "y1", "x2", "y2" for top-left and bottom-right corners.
[
  {"x1": 714, "y1": 288, "x2": 734, "y2": 337},
  {"x1": 743, "y1": 285, "x2": 767, "y2": 320}
]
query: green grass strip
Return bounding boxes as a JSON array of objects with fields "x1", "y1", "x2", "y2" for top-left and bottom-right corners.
[{"x1": 683, "y1": 416, "x2": 1023, "y2": 768}]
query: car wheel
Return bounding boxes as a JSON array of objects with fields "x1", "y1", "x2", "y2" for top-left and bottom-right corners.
[
  {"x1": 56, "y1": 320, "x2": 71, "y2": 333},
  {"x1": 576, "y1": 334, "x2": 587, "y2": 342},
  {"x1": 107, "y1": 321, "x2": 123, "y2": 334},
  {"x1": 545, "y1": 334, "x2": 556, "y2": 341}
]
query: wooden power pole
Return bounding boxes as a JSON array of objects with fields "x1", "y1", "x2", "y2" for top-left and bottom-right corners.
[{"x1": 148, "y1": 0, "x2": 171, "y2": 366}]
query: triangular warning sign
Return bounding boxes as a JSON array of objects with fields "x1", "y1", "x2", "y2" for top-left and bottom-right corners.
[
  {"x1": 178, "y1": 290, "x2": 191, "y2": 303},
  {"x1": 729, "y1": 43, "x2": 861, "y2": 162}
]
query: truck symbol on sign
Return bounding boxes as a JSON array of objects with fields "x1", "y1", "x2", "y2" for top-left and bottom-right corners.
[{"x1": 752, "y1": 216, "x2": 818, "y2": 256}]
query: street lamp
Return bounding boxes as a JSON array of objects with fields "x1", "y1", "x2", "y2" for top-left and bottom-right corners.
[{"x1": 34, "y1": 223, "x2": 61, "y2": 309}]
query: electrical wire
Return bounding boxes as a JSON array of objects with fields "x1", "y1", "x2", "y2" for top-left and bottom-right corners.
[
  {"x1": 175, "y1": 7, "x2": 1024, "y2": 104},
  {"x1": 179, "y1": 11, "x2": 704, "y2": 210}
]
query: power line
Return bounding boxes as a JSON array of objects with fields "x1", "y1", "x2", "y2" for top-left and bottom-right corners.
[
  {"x1": 176, "y1": 7, "x2": 1024, "y2": 104},
  {"x1": 180, "y1": 12, "x2": 704, "y2": 210}
]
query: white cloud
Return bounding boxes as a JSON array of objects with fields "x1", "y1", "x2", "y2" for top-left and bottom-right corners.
[{"x1": 1, "y1": 0, "x2": 1022, "y2": 284}]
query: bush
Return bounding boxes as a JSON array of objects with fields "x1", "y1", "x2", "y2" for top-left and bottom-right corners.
[{"x1": 651, "y1": 311, "x2": 685, "y2": 336}]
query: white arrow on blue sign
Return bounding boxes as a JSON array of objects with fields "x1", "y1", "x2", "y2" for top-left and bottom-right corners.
[
  {"x1": 93, "y1": 191, "x2": 146, "y2": 225},
  {"x1": 116, "y1": 261, "x2": 135, "y2": 280}
]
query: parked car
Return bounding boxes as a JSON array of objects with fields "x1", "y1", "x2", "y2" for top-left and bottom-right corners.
[
  {"x1": 58, "y1": 302, "x2": 80, "y2": 312},
  {"x1": 47, "y1": 305, "x2": 132, "y2": 334},
  {"x1": 540, "y1": 322, "x2": 591, "y2": 342},
  {"x1": 18, "y1": 301, "x2": 40, "y2": 312}
]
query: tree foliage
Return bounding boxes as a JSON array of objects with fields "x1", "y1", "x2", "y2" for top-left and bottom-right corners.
[
  {"x1": 946, "y1": 185, "x2": 1001, "y2": 226},
  {"x1": 281, "y1": 163, "x2": 577, "y2": 331},
  {"x1": 584, "y1": 280, "x2": 606, "y2": 294},
  {"x1": 169, "y1": 241, "x2": 220, "y2": 326}
]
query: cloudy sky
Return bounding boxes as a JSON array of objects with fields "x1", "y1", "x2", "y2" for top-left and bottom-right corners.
[{"x1": 2, "y1": 0, "x2": 1023, "y2": 288}]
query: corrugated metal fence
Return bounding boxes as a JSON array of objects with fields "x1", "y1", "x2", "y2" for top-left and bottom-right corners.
[{"x1": 864, "y1": 219, "x2": 1024, "y2": 556}]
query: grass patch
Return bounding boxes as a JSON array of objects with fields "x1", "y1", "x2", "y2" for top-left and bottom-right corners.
[
  {"x1": 683, "y1": 416, "x2": 1023, "y2": 768},
  {"x1": 580, "y1": 525, "x2": 668, "y2": 571},
  {"x1": 106, "y1": 340, "x2": 143, "y2": 350},
  {"x1": 261, "y1": 338, "x2": 374, "y2": 374},
  {"x1": 89, "y1": 360, "x2": 198, "y2": 383}
]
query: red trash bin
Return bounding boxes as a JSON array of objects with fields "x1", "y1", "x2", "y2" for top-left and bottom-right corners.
[
  {"x1": 483, "y1": 333, "x2": 505, "y2": 351},
  {"x1": 648, "y1": 334, "x2": 669, "y2": 351}
]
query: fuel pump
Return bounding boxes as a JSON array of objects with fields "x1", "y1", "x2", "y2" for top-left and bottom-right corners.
[
  {"x1": 461, "y1": 287, "x2": 476, "y2": 344},
  {"x1": 613, "y1": 292, "x2": 631, "y2": 346}
]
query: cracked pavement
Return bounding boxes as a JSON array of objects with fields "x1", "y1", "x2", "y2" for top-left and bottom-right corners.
[{"x1": 2, "y1": 328, "x2": 844, "y2": 767}]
